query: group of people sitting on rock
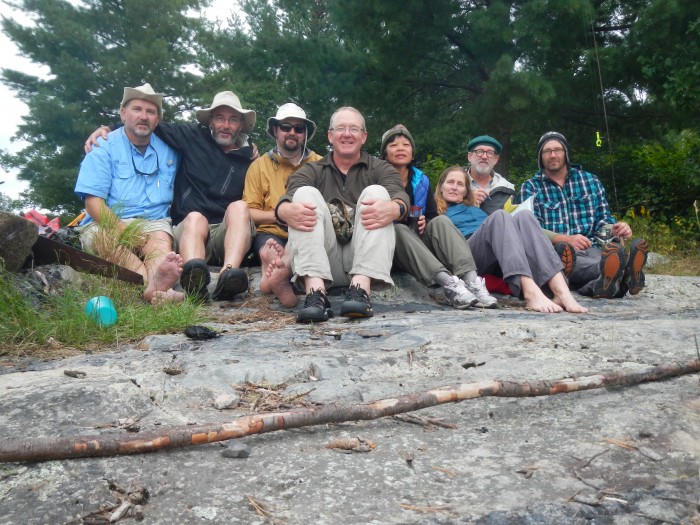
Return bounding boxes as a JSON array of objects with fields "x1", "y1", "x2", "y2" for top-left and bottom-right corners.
[{"x1": 76, "y1": 83, "x2": 649, "y2": 323}]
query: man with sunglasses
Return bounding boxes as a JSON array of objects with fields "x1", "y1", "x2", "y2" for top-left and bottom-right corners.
[
  {"x1": 243, "y1": 103, "x2": 322, "y2": 308},
  {"x1": 520, "y1": 131, "x2": 648, "y2": 298},
  {"x1": 75, "y1": 83, "x2": 184, "y2": 305},
  {"x1": 85, "y1": 91, "x2": 257, "y2": 302}
]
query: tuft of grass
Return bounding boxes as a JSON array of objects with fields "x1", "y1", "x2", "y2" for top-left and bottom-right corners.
[
  {"x1": 646, "y1": 252, "x2": 700, "y2": 276},
  {"x1": 0, "y1": 267, "x2": 207, "y2": 360}
]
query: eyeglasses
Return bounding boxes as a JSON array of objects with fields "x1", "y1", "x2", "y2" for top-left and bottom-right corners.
[
  {"x1": 131, "y1": 147, "x2": 159, "y2": 177},
  {"x1": 542, "y1": 147, "x2": 565, "y2": 156},
  {"x1": 329, "y1": 126, "x2": 364, "y2": 135},
  {"x1": 278, "y1": 123, "x2": 306, "y2": 134},
  {"x1": 471, "y1": 149, "x2": 497, "y2": 158},
  {"x1": 212, "y1": 115, "x2": 241, "y2": 125}
]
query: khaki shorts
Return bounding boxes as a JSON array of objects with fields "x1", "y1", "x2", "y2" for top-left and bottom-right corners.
[
  {"x1": 173, "y1": 219, "x2": 256, "y2": 265},
  {"x1": 79, "y1": 218, "x2": 173, "y2": 253}
]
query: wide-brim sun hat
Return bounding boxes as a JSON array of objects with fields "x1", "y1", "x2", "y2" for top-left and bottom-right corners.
[
  {"x1": 121, "y1": 83, "x2": 164, "y2": 116},
  {"x1": 196, "y1": 91, "x2": 256, "y2": 132},
  {"x1": 266, "y1": 103, "x2": 316, "y2": 142}
]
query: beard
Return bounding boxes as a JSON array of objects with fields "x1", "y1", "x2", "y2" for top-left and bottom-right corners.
[
  {"x1": 472, "y1": 162, "x2": 492, "y2": 176},
  {"x1": 280, "y1": 136, "x2": 302, "y2": 154},
  {"x1": 212, "y1": 128, "x2": 241, "y2": 148}
]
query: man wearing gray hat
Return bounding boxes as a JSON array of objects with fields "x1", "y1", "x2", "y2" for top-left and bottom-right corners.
[
  {"x1": 520, "y1": 131, "x2": 648, "y2": 298},
  {"x1": 86, "y1": 91, "x2": 257, "y2": 301},
  {"x1": 243, "y1": 103, "x2": 322, "y2": 307},
  {"x1": 75, "y1": 83, "x2": 184, "y2": 305}
]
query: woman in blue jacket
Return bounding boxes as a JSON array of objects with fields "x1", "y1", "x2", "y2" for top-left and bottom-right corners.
[{"x1": 436, "y1": 166, "x2": 587, "y2": 314}]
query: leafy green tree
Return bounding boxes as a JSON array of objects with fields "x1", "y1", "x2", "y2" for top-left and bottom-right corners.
[{"x1": 1, "y1": 0, "x2": 213, "y2": 213}]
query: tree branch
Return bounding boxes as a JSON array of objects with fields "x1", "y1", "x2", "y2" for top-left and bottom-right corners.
[{"x1": 1, "y1": 358, "x2": 697, "y2": 463}]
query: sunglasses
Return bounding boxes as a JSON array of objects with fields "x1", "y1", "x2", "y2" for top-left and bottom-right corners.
[
  {"x1": 278, "y1": 123, "x2": 306, "y2": 134},
  {"x1": 131, "y1": 146, "x2": 159, "y2": 177}
]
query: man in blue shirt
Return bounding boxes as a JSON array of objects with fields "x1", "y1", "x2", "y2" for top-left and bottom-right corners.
[
  {"x1": 519, "y1": 131, "x2": 648, "y2": 298},
  {"x1": 75, "y1": 83, "x2": 184, "y2": 305},
  {"x1": 85, "y1": 91, "x2": 256, "y2": 302}
]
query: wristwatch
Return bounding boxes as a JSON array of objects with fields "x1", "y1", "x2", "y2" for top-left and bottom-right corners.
[{"x1": 396, "y1": 201, "x2": 406, "y2": 219}]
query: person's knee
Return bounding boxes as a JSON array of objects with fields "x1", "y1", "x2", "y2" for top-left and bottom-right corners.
[
  {"x1": 225, "y1": 200, "x2": 250, "y2": 221},
  {"x1": 182, "y1": 211, "x2": 208, "y2": 231},
  {"x1": 293, "y1": 186, "x2": 322, "y2": 204},
  {"x1": 359, "y1": 184, "x2": 390, "y2": 202}
]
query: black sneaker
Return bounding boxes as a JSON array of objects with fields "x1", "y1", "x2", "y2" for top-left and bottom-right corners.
[
  {"x1": 339, "y1": 284, "x2": 373, "y2": 318},
  {"x1": 297, "y1": 288, "x2": 334, "y2": 323},
  {"x1": 591, "y1": 242, "x2": 626, "y2": 298}
]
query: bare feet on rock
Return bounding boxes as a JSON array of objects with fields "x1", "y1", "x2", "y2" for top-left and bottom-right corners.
[
  {"x1": 265, "y1": 257, "x2": 298, "y2": 308},
  {"x1": 553, "y1": 292, "x2": 588, "y2": 313},
  {"x1": 259, "y1": 239, "x2": 285, "y2": 294},
  {"x1": 144, "y1": 252, "x2": 184, "y2": 303},
  {"x1": 151, "y1": 288, "x2": 186, "y2": 306}
]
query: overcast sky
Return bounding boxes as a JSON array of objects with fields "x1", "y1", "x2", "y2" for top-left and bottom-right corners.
[{"x1": 0, "y1": 0, "x2": 233, "y2": 200}]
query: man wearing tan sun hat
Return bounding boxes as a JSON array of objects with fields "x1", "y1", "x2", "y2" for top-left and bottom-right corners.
[
  {"x1": 243, "y1": 103, "x2": 323, "y2": 308},
  {"x1": 86, "y1": 90, "x2": 258, "y2": 302}
]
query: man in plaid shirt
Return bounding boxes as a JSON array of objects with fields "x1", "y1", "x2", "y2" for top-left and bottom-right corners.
[{"x1": 519, "y1": 131, "x2": 648, "y2": 298}]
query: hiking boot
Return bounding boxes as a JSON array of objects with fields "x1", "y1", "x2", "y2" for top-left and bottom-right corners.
[
  {"x1": 212, "y1": 266, "x2": 248, "y2": 301},
  {"x1": 297, "y1": 288, "x2": 334, "y2": 323},
  {"x1": 340, "y1": 284, "x2": 374, "y2": 318},
  {"x1": 181, "y1": 258, "x2": 211, "y2": 302},
  {"x1": 554, "y1": 242, "x2": 576, "y2": 277},
  {"x1": 465, "y1": 276, "x2": 498, "y2": 308},
  {"x1": 624, "y1": 238, "x2": 648, "y2": 295},
  {"x1": 591, "y1": 242, "x2": 626, "y2": 298},
  {"x1": 443, "y1": 275, "x2": 478, "y2": 309}
]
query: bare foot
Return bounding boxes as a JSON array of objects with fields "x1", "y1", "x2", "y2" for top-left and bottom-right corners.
[
  {"x1": 259, "y1": 240, "x2": 285, "y2": 293},
  {"x1": 151, "y1": 288, "x2": 186, "y2": 306},
  {"x1": 553, "y1": 292, "x2": 588, "y2": 313},
  {"x1": 144, "y1": 252, "x2": 184, "y2": 302},
  {"x1": 266, "y1": 257, "x2": 298, "y2": 308}
]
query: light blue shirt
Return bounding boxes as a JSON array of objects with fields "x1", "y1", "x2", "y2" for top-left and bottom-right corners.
[{"x1": 74, "y1": 127, "x2": 179, "y2": 225}]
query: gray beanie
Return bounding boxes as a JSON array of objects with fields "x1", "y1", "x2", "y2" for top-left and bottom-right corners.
[
  {"x1": 380, "y1": 124, "x2": 415, "y2": 159},
  {"x1": 537, "y1": 131, "x2": 570, "y2": 169}
]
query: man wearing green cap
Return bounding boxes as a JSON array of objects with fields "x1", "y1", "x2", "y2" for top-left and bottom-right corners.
[{"x1": 465, "y1": 135, "x2": 516, "y2": 216}]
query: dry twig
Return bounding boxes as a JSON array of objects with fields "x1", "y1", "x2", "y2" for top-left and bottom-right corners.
[{"x1": 2, "y1": 358, "x2": 697, "y2": 463}]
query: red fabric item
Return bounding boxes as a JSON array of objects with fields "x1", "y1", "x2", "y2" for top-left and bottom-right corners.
[
  {"x1": 23, "y1": 209, "x2": 60, "y2": 236},
  {"x1": 484, "y1": 274, "x2": 513, "y2": 295}
]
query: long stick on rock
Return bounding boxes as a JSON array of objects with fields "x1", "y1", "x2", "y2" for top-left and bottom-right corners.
[{"x1": 1, "y1": 358, "x2": 698, "y2": 463}]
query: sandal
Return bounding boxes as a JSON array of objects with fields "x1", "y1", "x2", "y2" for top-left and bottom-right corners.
[
  {"x1": 212, "y1": 265, "x2": 249, "y2": 301},
  {"x1": 180, "y1": 258, "x2": 211, "y2": 301}
]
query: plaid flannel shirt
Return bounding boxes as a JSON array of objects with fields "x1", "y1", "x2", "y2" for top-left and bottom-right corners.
[{"x1": 519, "y1": 165, "x2": 615, "y2": 239}]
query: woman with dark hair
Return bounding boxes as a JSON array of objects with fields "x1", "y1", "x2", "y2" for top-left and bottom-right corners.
[
  {"x1": 434, "y1": 165, "x2": 587, "y2": 313},
  {"x1": 380, "y1": 124, "x2": 497, "y2": 308}
]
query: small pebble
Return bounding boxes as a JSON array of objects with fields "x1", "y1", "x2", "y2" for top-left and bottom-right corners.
[{"x1": 213, "y1": 394, "x2": 240, "y2": 410}]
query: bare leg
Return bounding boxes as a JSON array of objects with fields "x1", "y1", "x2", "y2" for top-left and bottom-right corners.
[
  {"x1": 259, "y1": 238, "x2": 286, "y2": 293},
  {"x1": 220, "y1": 201, "x2": 252, "y2": 269},
  {"x1": 549, "y1": 272, "x2": 588, "y2": 313},
  {"x1": 177, "y1": 212, "x2": 209, "y2": 262},
  {"x1": 520, "y1": 276, "x2": 563, "y2": 313}
]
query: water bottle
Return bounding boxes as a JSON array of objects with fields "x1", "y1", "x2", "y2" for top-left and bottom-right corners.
[{"x1": 85, "y1": 296, "x2": 118, "y2": 327}]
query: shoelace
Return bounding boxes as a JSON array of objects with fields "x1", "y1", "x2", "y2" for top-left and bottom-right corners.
[
  {"x1": 304, "y1": 289, "x2": 328, "y2": 308},
  {"x1": 345, "y1": 284, "x2": 368, "y2": 301}
]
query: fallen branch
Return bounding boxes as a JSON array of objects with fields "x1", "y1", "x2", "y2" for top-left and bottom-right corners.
[{"x1": 1, "y1": 358, "x2": 697, "y2": 463}]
